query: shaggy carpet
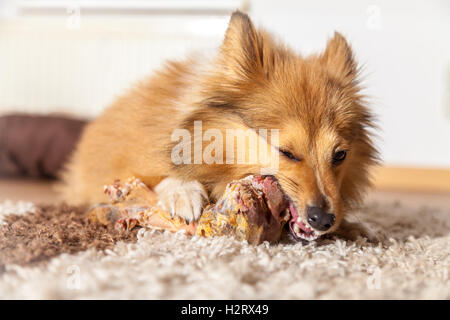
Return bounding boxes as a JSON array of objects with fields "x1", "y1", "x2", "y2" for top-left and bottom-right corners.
[{"x1": 0, "y1": 199, "x2": 448, "y2": 299}]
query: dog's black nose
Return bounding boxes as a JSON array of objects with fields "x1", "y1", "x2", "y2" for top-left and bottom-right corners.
[{"x1": 307, "y1": 206, "x2": 335, "y2": 231}]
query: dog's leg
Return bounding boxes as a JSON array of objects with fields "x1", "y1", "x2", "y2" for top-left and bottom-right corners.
[
  {"x1": 154, "y1": 177, "x2": 208, "y2": 223},
  {"x1": 332, "y1": 219, "x2": 383, "y2": 243}
]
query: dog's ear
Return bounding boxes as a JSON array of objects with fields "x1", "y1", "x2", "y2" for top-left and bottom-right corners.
[
  {"x1": 321, "y1": 32, "x2": 358, "y2": 85},
  {"x1": 220, "y1": 11, "x2": 264, "y2": 80}
]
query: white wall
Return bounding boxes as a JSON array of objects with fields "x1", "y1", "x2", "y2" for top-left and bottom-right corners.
[
  {"x1": 0, "y1": 15, "x2": 229, "y2": 117},
  {"x1": 0, "y1": 0, "x2": 449, "y2": 168}
]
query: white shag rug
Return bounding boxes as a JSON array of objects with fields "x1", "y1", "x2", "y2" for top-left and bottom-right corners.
[{"x1": 0, "y1": 200, "x2": 449, "y2": 299}]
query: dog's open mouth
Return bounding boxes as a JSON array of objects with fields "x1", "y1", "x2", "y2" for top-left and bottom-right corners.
[
  {"x1": 245, "y1": 175, "x2": 321, "y2": 242},
  {"x1": 250, "y1": 175, "x2": 321, "y2": 241},
  {"x1": 287, "y1": 202, "x2": 319, "y2": 241}
]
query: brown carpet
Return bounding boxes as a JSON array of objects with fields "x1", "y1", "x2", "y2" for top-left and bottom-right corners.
[
  {"x1": 0, "y1": 204, "x2": 137, "y2": 267},
  {"x1": 0, "y1": 200, "x2": 448, "y2": 299}
]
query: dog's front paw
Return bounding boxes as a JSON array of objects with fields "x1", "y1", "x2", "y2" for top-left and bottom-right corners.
[
  {"x1": 332, "y1": 219, "x2": 383, "y2": 243},
  {"x1": 154, "y1": 177, "x2": 208, "y2": 224}
]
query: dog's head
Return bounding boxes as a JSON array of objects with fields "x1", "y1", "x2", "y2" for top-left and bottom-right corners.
[{"x1": 200, "y1": 11, "x2": 379, "y2": 240}]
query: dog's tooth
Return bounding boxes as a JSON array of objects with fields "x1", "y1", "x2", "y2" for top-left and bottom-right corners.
[
  {"x1": 297, "y1": 217, "x2": 301, "y2": 223},
  {"x1": 294, "y1": 224, "x2": 300, "y2": 233}
]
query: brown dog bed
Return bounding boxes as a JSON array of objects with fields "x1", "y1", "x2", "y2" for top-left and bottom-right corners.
[{"x1": 0, "y1": 114, "x2": 87, "y2": 178}]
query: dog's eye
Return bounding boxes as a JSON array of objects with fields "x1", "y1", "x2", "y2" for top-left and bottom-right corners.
[
  {"x1": 280, "y1": 149, "x2": 300, "y2": 162},
  {"x1": 332, "y1": 150, "x2": 347, "y2": 165}
]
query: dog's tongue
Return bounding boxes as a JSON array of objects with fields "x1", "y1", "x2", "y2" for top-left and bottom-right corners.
[
  {"x1": 288, "y1": 202, "x2": 318, "y2": 240},
  {"x1": 288, "y1": 203, "x2": 300, "y2": 236},
  {"x1": 289, "y1": 202, "x2": 299, "y2": 220}
]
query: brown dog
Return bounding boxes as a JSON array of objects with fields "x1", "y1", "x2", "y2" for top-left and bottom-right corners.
[{"x1": 62, "y1": 11, "x2": 378, "y2": 241}]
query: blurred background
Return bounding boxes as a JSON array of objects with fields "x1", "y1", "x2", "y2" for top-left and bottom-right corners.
[{"x1": 0, "y1": 0, "x2": 449, "y2": 202}]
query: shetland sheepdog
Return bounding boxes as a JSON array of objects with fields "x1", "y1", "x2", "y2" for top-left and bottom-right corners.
[{"x1": 62, "y1": 11, "x2": 378, "y2": 241}]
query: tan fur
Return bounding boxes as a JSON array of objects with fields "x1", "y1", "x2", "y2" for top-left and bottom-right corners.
[{"x1": 62, "y1": 11, "x2": 379, "y2": 233}]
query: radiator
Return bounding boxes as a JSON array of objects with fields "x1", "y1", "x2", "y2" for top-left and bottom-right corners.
[{"x1": 0, "y1": 12, "x2": 232, "y2": 118}]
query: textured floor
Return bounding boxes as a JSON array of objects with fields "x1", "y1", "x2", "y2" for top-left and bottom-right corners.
[{"x1": 0, "y1": 196, "x2": 448, "y2": 299}]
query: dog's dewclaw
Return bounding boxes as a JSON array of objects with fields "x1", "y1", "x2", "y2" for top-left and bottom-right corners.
[{"x1": 88, "y1": 176, "x2": 289, "y2": 244}]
